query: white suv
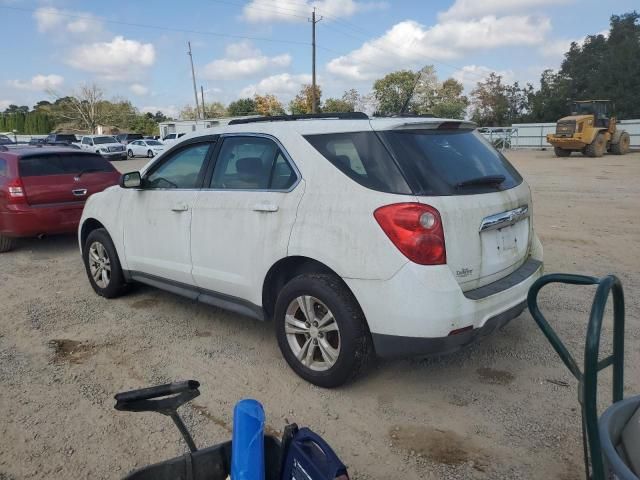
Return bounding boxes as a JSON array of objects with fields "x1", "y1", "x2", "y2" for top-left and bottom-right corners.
[{"x1": 79, "y1": 114, "x2": 543, "y2": 387}]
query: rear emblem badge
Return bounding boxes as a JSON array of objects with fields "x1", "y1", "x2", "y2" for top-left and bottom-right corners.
[{"x1": 456, "y1": 268, "x2": 473, "y2": 278}]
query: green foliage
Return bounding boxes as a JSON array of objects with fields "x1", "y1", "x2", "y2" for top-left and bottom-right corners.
[
  {"x1": 0, "y1": 111, "x2": 54, "y2": 134},
  {"x1": 228, "y1": 98, "x2": 257, "y2": 116},
  {"x1": 373, "y1": 69, "x2": 422, "y2": 115},
  {"x1": 289, "y1": 84, "x2": 322, "y2": 114},
  {"x1": 322, "y1": 98, "x2": 354, "y2": 113},
  {"x1": 430, "y1": 79, "x2": 469, "y2": 119}
]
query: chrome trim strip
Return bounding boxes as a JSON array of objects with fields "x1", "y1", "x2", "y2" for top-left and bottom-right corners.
[{"x1": 479, "y1": 205, "x2": 529, "y2": 232}]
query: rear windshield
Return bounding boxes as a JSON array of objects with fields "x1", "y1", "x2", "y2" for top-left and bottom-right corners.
[
  {"x1": 126, "y1": 134, "x2": 143, "y2": 140},
  {"x1": 379, "y1": 129, "x2": 522, "y2": 195},
  {"x1": 19, "y1": 154, "x2": 116, "y2": 177},
  {"x1": 305, "y1": 129, "x2": 522, "y2": 196},
  {"x1": 55, "y1": 134, "x2": 77, "y2": 142}
]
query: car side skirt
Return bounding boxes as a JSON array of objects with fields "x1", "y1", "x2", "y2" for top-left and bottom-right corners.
[{"x1": 124, "y1": 270, "x2": 265, "y2": 321}]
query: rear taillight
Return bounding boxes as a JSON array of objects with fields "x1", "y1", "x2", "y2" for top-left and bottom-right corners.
[
  {"x1": 6, "y1": 177, "x2": 27, "y2": 204},
  {"x1": 374, "y1": 203, "x2": 446, "y2": 265}
]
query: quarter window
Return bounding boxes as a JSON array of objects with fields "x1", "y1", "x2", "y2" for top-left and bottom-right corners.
[
  {"x1": 145, "y1": 143, "x2": 210, "y2": 189},
  {"x1": 210, "y1": 136, "x2": 296, "y2": 190}
]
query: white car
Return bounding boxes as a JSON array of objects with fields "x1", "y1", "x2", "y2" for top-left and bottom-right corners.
[
  {"x1": 79, "y1": 114, "x2": 543, "y2": 387},
  {"x1": 127, "y1": 139, "x2": 165, "y2": 158},
  {"x1": 79, "y1": 135, "x2": 127, "y2": 160},
  {"x1": 161, "y1": 132, "x2": 186, "y2": 145}
]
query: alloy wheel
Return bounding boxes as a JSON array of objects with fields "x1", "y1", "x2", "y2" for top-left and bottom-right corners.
[
  {"x1": 285, "y1": 295, "x2": 341, "y2": 371},
  {"x1": 88, "y1": 241, "x2": 111, "y2": 289}
]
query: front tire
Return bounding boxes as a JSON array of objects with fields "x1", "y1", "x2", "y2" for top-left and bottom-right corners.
[
  {"x1": 127, "y1": 149, "x2": 134, "y2": 158},
  {"x1": 83, "y1": 228, "x2": 128, "y2": 298},
  {"x1": 554, "y1": 147, "x2": 571, "y2": 157},
  {"x1": 147, "y1": 150, "x2": 154, "y2": 158},
  {"x1": 274, "y1": 274, "x2": 372, "y2": 388},
  {"x1": 585, "y1": 133, "x2": 606, "y2": 157},
  {"x1": 0, "y1": 235, "x2": 16, "y2": 253}
]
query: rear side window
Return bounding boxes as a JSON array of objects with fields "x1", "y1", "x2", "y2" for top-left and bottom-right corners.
[
  {"x1": 19, "y1": 154, "x2": 115, "y2": 177},
  {"x1": 379, "y1": 129, "x2": 522, "y2": 195},
  {"x1": 0, "y1": 158, "x2": 7, "y2": 176},
  {"x1": 304, "y1": 132, "x2": 411, "y2": 194}
]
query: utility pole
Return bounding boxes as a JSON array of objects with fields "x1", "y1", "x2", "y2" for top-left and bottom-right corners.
[
  {"x1": 200, "y1": 85, "x2": 206, "y2": 118},
  {"x1": 309, "y1": 8, "x2": 322, "y2": 113},
  {"x1": 187, "y1": 41, "x2": 201, "y2": 120}
]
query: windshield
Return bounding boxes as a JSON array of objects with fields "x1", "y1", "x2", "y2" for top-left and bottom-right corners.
[
  {"x1": 93, "y1": 136, "x2": 117, "y2": 145},
  {"x1": 147, "y1": 140, "x2": 163, "y2": 146},
  {"x1": 379, "y1": 129, "x2": 522, "y2": 195}
]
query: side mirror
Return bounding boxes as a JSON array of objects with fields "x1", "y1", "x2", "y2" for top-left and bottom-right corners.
[{"x1": 120, "y1": 171, "x2": 142, "y2": 189}]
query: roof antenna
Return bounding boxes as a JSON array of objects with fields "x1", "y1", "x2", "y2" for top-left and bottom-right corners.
[{"x1": 400, "y1": 67, "x2": 426, "y2": 115}]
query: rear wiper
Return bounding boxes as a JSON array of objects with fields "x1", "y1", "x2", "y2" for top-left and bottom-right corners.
[{"x1": 456, "y1": 175, "x2": 506, "y2": 189}]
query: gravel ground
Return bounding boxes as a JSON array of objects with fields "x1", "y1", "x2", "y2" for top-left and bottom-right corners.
[{"x1": 0, "y1": 150, "x2": 639, "y2": 479}]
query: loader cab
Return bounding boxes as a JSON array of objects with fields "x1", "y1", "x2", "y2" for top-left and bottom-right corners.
[{"x1": 571, "y1": 100, "x2": 611, "y2": 128}]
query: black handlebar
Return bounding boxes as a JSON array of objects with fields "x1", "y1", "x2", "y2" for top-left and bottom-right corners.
[{"x1": 115, "y1": 380, "x2": 200, "y2": 403}]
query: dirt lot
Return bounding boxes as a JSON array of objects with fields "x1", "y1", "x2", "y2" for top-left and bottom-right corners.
[{"x1": 1, "y1": 150, "x2": 639, "y2": 479}]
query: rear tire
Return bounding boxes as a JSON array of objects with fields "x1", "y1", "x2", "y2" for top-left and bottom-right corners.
[
  {"x1": 83, "y1": 228, "x2": 129, "y2": 298},
  {"x1": 585, "y1": 133, "x2": 606, "y2": 158},
  {"x1": 0, "y1": 235, "x2": 16, "y2": 253},
  {"x1": 553, "y1": 147, "x2": 571, "y2": 157},
  {"x1": 611, "y1": 132, "x2": 630, "y2": 155},
  {"x1": 274, "y1": 274, "x2": 372, "y2": 388}
]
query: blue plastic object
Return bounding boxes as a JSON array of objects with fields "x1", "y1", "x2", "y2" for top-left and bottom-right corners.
[
  {"x1": 231, "y1": 399, "x2": 266, "y2": 480},
  {"x1": 599, "y1": 395, "x2": 640, "y2": 480},
  {"x1": 281, "y1": 427, "x2": 348, "y2": 480}
]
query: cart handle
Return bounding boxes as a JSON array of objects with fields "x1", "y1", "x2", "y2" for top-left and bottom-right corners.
[
  {"x1": 115, "y1": 380, "x2": 200, "y2": 403},
  {"x1": 527, "y1": 273, "x2": 625, "y2": 480}
]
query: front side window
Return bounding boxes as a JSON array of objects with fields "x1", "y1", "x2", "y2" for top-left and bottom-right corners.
[
  {"x1": 145, "y1": 143, "x2": 211, "y2": 189},
  {"x1": 82, "y1": 137, "x2": 90, "y2": 145},
  {"x1": 210, "y1": 136, "x2": 296, "y2": 190}
]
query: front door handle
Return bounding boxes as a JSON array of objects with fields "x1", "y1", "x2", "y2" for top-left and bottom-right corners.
[
  {"x1": 252, "y1": 203, "x2": 278, "y2": 212},
  {"x1": 171, "y1": 203, "x2": 189, "y2": 212},
  {"x1": 72, "y1": 189, "x2": 88, "y2": 197}
]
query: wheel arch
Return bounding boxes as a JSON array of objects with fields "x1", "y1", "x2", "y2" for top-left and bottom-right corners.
[
  {"x1": 80, "y1": 217, "x2": 106, "y2": 253},
  {"x1": 262, "y1": 256, "x2": 362, "y2": 321}
]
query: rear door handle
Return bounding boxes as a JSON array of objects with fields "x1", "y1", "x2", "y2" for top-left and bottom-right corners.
[
  {"x1": 252, "y1": 203, "x2": 278, "y2": 213},
  {"x1": 72, "y1": 189, "x2": 88, "y2": 197},
  {"x1": 171, "y1": 203, "x2": 189, "y2": 212}
]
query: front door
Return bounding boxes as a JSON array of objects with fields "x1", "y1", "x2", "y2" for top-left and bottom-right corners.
[
  {"x1": 122, "y1": 141, "x2": 214, "y2": 285},
  {"x1": 190, "y1": 134, "x2": 303, "y2": 306}
]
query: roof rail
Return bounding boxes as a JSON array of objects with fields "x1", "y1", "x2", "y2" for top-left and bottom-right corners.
[
  {"x1": 377, "y1": 113, "x2": 436, "y2": 118},
  {"x1": 228, "y1": 112, "x2": 368, "y2": 125}
]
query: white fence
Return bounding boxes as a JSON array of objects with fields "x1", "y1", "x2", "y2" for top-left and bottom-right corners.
[{"x1": 508, "y1": 119, "x2": 640, "y2": 149}]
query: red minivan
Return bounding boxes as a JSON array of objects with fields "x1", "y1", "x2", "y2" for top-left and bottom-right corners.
[{"x1": 0, "y1": 146, "x2": 121, "y2": 252}]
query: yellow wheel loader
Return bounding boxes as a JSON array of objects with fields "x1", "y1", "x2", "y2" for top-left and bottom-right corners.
[{"x1": 547, "y1": 100, "x2": 631, "y2": 157}]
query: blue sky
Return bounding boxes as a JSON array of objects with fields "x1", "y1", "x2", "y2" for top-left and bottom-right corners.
[{"x1": 0, "y1": 0, "x2": 636, "y2": 117}]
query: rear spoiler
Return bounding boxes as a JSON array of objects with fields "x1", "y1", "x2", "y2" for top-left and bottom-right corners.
[{"x1": 391, "y1": 120, "x2": 477, "y2": 131}]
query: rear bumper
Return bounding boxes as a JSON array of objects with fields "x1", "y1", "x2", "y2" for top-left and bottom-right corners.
[
  {"x1": 372, "y1": 301, "x2": 526, "y2": 357},
  {"x1": 0, "y1": 203, "x2": 84, "y2": 237},
  {"x1": 344, "y1": 236, "x2": 543, "y2": 358}
]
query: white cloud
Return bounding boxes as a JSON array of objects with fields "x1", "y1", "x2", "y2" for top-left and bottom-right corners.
[
  {"x1": 67, "y1": 36, "x2": 155, "y2": 81},
  {"x1": 239, "y1": 73, "x2": 312, "y2": 98},
  {"x1": 8, "y1": 74, "x2": 64, "y2": 91},
  {"x1": 327, "y1": 16, "x2": 551, "y2": 81},
  {"x1": 129, "y1": 83, "x2": 149, "y2": 96},
  {"x1": 202, "y1": 41, "x2": 291, "y2": 80},
  {"x1": 141, "y1": 105, "x2": 179, "y2": 118},
  {"x1": 0, "y1": 100, "x2": 15, "y2": 111},
  {"x1": 452, "y1": 65, "x2": 514, "y2": 93},
  {"x1": 33, "y1": 7, "x2": 65, "y2": 32},
  {"x1": 540, "y1": 30, "x2": 609, "y2": 60},
  {"x1": 242, "y1": 0, "x2": 387, "y2": 23},
  {"x1": 439, "y1": 0, "x2": 573, "y2": 21},
  {"x1": 33, "y1": 7, "x2": 104, "y2": 35}
]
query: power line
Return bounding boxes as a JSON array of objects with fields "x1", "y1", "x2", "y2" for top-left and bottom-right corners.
[
  {"x1": 210, "y1": 0, "x2": 308, "y2": 21},
  {"x1": 0, "y1": 5, "x2": 310, "y2": 46}
]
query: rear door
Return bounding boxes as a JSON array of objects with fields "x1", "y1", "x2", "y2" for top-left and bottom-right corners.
[
  {"x1": 378, "y1": 127, "x2": 531, "y2": 291},
  {"x1": 18, "y1": 153, "x2": 117, "y2": 205}
]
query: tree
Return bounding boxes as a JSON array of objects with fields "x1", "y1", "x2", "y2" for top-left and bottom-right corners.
[
  {"x1": 469, "y1": 73, "x2": 510, "y2": 126},
  {"x1": 228, "y1": 98, "x2": 257, "y2": 116},
  {"x1": 341, "y1": 89, "x2": 363, "y2": 111},
  {"x1": 3, "y1": 105, "x2": 29, "y2": 114},
  {"x1": 179, "y1": 105, "x2": 198, "y2": 120},
  {"x1": 50, "y1": 84, "x2": 107, "y2": 133},
  {"x1": 430, "y1": 78, "x2": 468, "y2": 119},
  {"x1": 372, "y1": 66, "x2": 437, "y2": 115},
  {"x1": 152, "y1": 111, "x2": 169, "y2": 123},
  {"x1": 204, "y1": 101, "x2": 227, "y2": 118},
  {"x1": 322, "y1": 98, "x2": 354, "y2": 113},
  {"x1": 289, "y1": 84, "x2": 322, "y2": 114},
  {"x1": 254, "y1": 94, "x2": 285, "y2": 116}
]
